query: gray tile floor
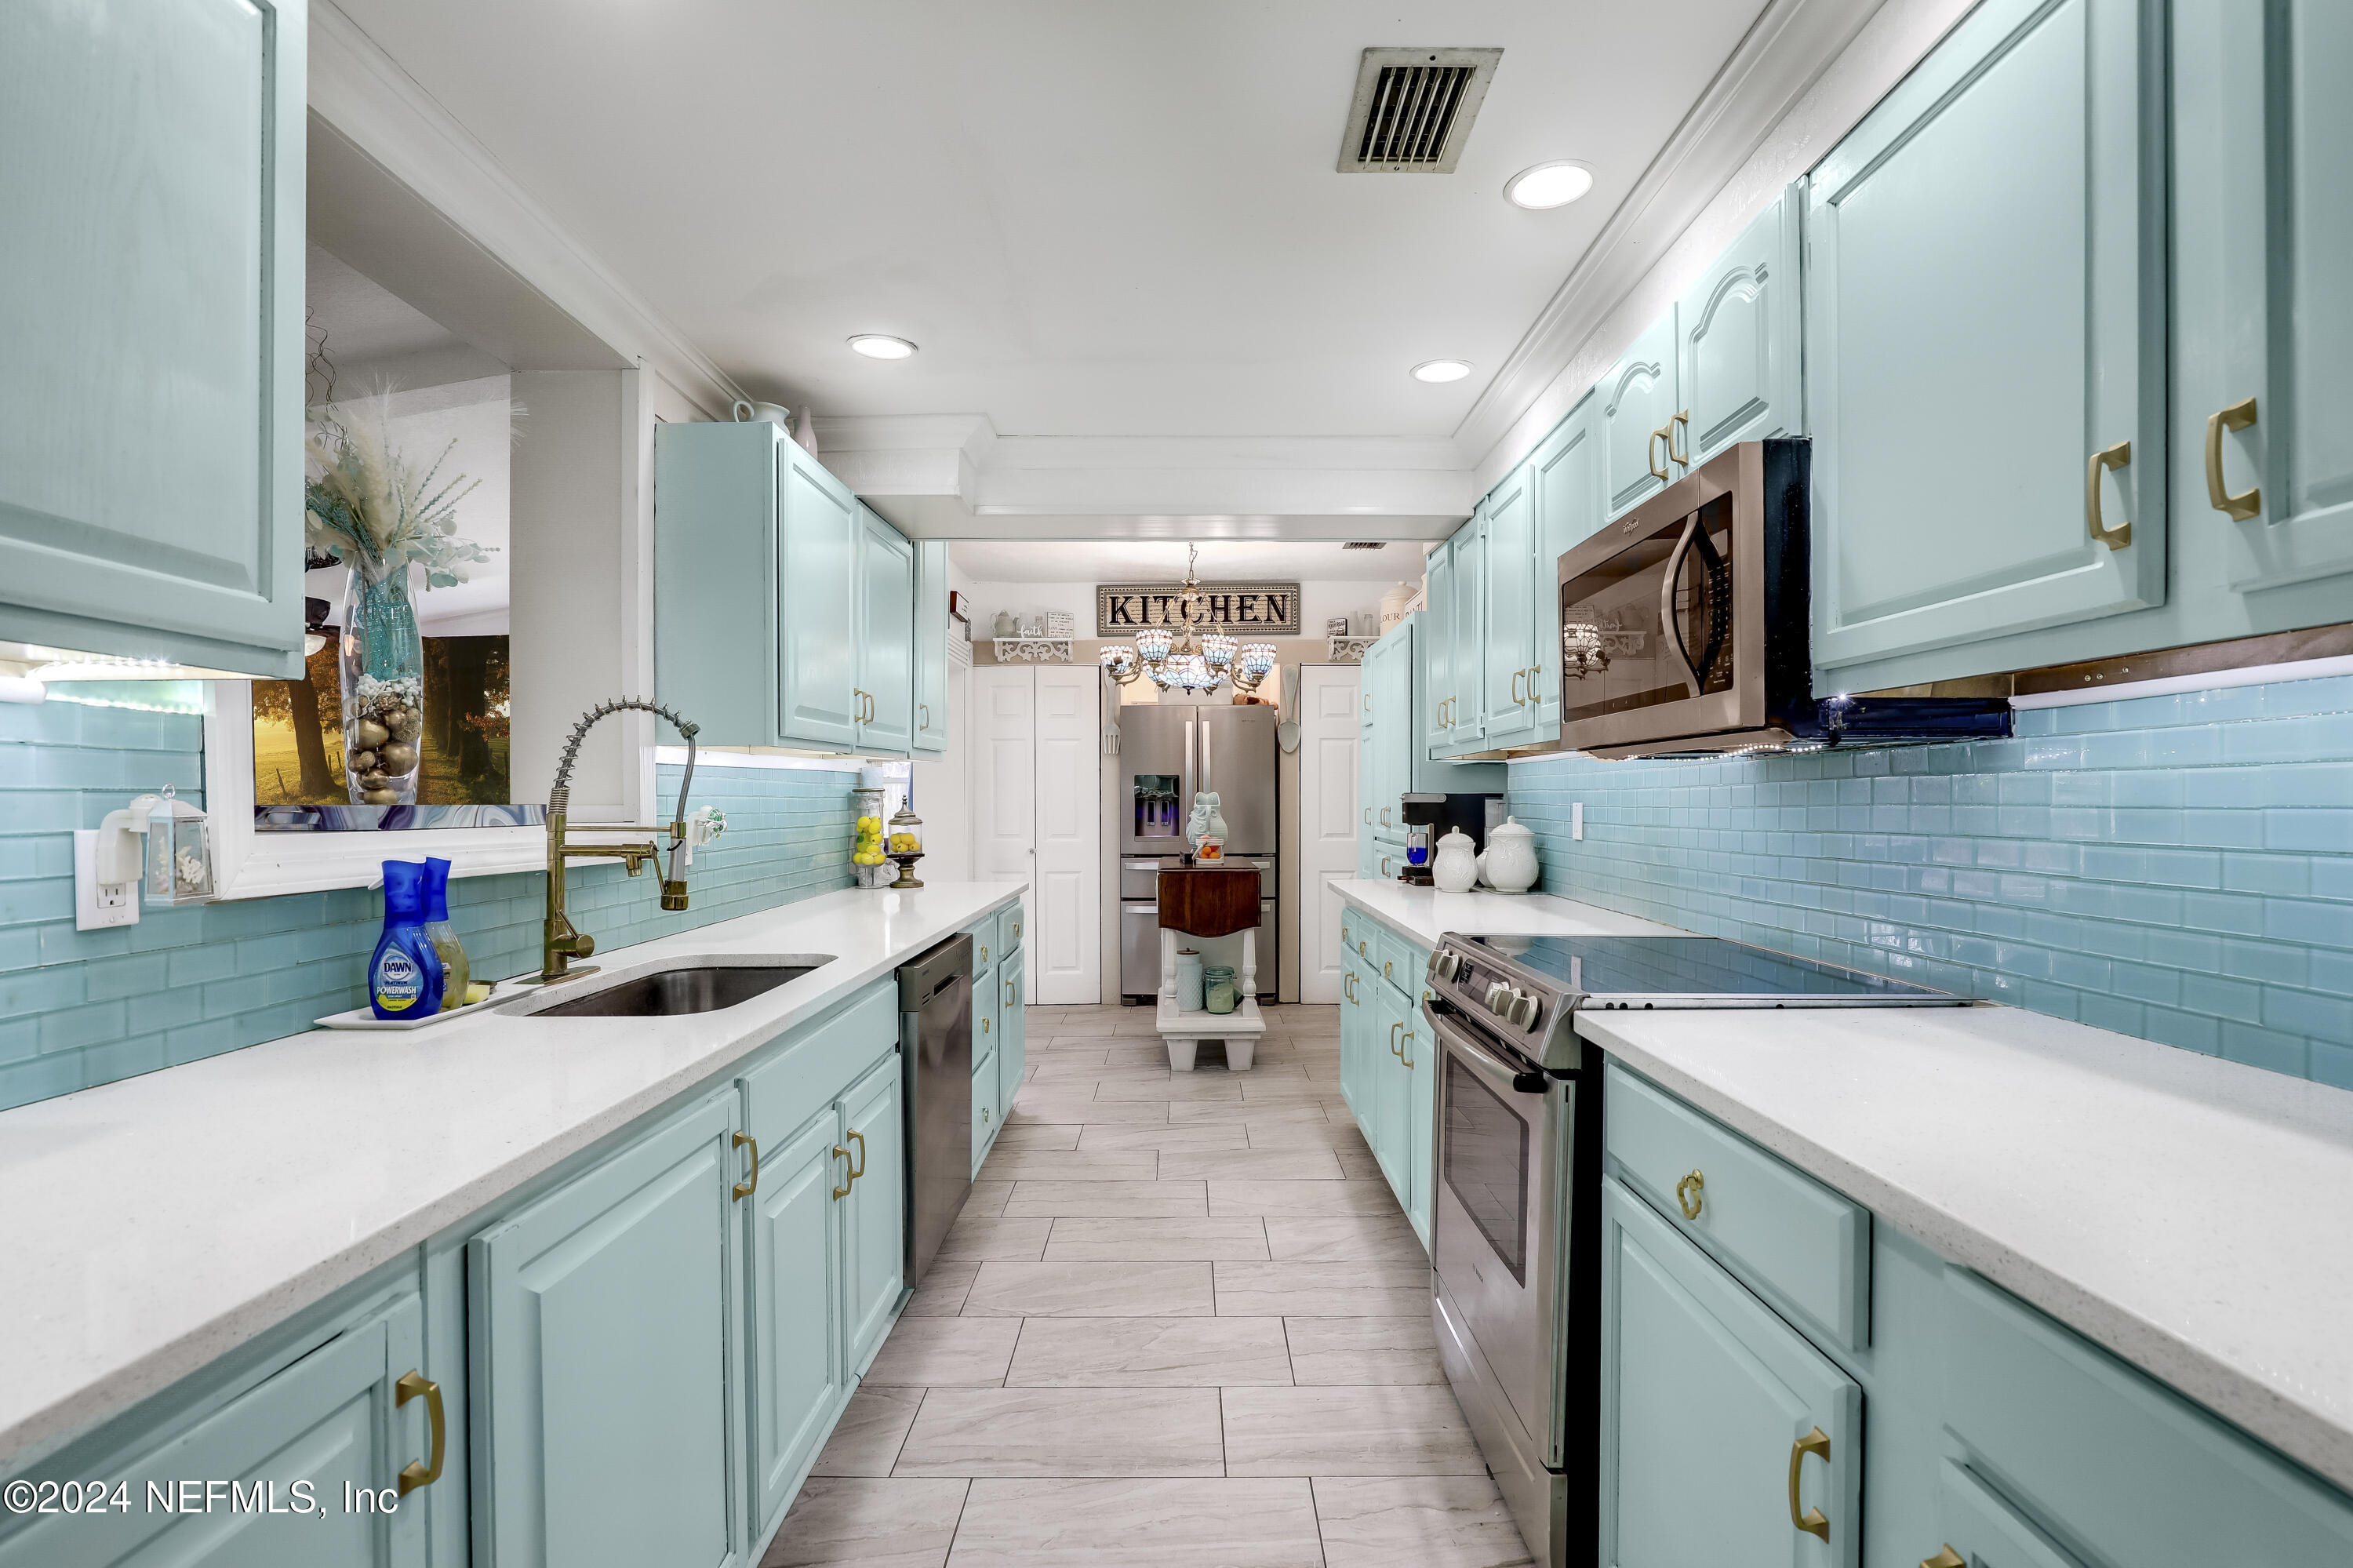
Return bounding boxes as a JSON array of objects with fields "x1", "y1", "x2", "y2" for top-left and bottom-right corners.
[{"x1": 764, "y1": 1003, "x2": 1534, "y2": 1568}]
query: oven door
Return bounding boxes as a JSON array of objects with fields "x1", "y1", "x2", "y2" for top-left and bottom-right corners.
[
  {"x1": 1555, "y1": 441, "x2": 1772, "y2": 755},
  {"x1": 1429, "y1": 1004, "x2": 1569, "y2": 1468}
]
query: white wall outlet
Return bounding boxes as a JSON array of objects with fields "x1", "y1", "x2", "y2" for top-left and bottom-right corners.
[
  {"x1": 1572, "y1": 802, "x2": 1584, "y2": 841},
  {"x1": 74, "y1": 829, "x2": 140, "y2": 931}
]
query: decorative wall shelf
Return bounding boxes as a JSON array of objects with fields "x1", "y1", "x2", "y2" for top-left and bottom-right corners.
[
  {"x1": 1326, "y1": 637, "x2": 1377, "y2": 664},
  {"x1": 993, "y1": 638, "x2": 1073, "y2": 664}
]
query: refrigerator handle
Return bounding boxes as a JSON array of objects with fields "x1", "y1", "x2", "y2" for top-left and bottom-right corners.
[
  {"x1": 1202, "y1": 713, "x2": 1213, "y2": 795},
  {"x1": 1183, "y1": 715, "x2": 1196, "y2": 807}
]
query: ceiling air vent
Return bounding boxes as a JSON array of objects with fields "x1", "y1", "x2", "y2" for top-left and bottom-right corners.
[
  {"x1": 1340, "y1": 541, "x2": 1388, "y2": 550},
  {"x1": 1338, "y1": 48, "x2": 1502, "y2": 173}
]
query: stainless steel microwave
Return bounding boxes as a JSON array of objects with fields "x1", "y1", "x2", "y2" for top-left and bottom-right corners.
[{"x1": 1548, "y1": 440, "x2": 2009, "y2": 759}]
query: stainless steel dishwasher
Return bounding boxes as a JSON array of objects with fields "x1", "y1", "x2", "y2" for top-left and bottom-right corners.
[{"x1": 898, "y1": 933, "x2": 973, "y2": 1286}]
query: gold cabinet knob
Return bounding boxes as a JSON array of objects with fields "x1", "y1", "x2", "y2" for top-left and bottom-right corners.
[
  {"x1": 1787, "y1": 1427, "x2": 1831, "y2": 1541},
  {"x1": 1675, "y1": 1169, "x2": 1705, "y2": 1221}
]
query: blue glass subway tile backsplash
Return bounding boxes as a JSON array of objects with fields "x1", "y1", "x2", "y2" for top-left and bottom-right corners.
[
  {"x1": 0, "y1": 700, "x2": 855, "y2": 1112},
  {"x1": 1507, "y1": 673, "x2": 2353, "y2": 1090}
]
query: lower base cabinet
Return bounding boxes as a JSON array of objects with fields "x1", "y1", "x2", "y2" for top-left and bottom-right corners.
[
  {"x1": 471, "y1": 1090, "x2": 744, "y2": 1568},
  {"x1": 836, "y1": 1056, "x2": 906, "y2": 1375},
  {"x1": 0, "y1": 1293, "x2": 433, "y2": 1568},
  {"x1": 1600, "y1": 1177, "x2": 1860, "y2": 1568},
  {"x1": 1335, "y1": 915, "x2": 1434, "y2": 1249},
  {"x1": 745, "y1": 1112, "x2": 846, "y2": 1535}
]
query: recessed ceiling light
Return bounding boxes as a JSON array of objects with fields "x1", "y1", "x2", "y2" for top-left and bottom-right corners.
[
  {"x1": 848, "y1": 334, "x2": 917, "y2": 360},
  {"x1": 1412, "y1": 359, "x2": 1472, "y2": 384},
  {"x1": 1504, "y1": 161, "x2": 1595, "y2": 209}
]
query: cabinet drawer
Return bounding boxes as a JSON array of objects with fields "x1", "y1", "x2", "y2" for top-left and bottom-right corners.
[
  {"x1": 1605, "y1": 1066, "x2": 1869, "y2": 1349},
  {"x1": 1374, "y1": 923, "x2": 1422, "y2": 999},
  {"x1": 971, "y1": 1049, "x2": 1001, "y2": 1174},
  {"x1": 1940, "y1": 1269, "x2": 2353, "y2": 1566},
  {"x1": 741, "y1": 981, "x2": 900, "y2": 1139},
  {"x1": 996, "y1": 901, "x2": 1024, "y2": 961},
  {"x1": 967, "y1": 921, "x2": 997, "y2": 975}
]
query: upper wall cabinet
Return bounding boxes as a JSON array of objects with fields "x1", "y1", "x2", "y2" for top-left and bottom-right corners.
[
  {"x1": 914, "y1": 540, "x2": 950, "y2": 756},
  {"x1": 2200, "y1": 0, "x2": 2353, "y2": 594},
  {"x1": 656, "y1": 422, "x2": 929, "y2": 757},
  {"x1": 1481, "y1": 462, "x2": 1541, "y2": 751},
  {"x1": 1601, "y1": 312, "x2": 1682, "y2": 519},
  {"x1": 1675, "y1": 187, "x2": 1804, "y2": 472},
  {"x1": 1422, "y1": 540, "x2": 1457, "y2": 757},
  {"x1": 0, "y1": 0, "x2": 308, "y2": 678},
  {"x1": 1806, "y1": 0, "x2": 2166, "y2": 678},
  {"x1": 1529, "y1": 391, "x2": 1603, "y2": 737}
]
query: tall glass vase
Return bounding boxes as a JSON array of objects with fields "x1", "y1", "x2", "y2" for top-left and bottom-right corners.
[{"x1": 339, "y1": 559, "x2": 425, "y2": 805}]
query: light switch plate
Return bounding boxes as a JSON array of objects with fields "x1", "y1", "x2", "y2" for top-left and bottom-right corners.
[
  {"x1": 1573, "y1": 802, "x2": 1584, "y2": 841},
  {"x1": 74, "y1": 829, "x2": 140, "y2": 931}
]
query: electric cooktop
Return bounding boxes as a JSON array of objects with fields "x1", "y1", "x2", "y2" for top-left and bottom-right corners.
[{"x1": 1463, "y1": 933, "x2": 1967, "y2": 1006}]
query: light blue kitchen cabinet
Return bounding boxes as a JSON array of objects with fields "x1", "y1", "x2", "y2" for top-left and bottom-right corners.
[
  {"x1": 0, "y1": 1292, "x2": 431, "y2": 1567},
  {"x1": 1421, "y1": 541, "x2": 1457, "y2": 757},
  {"x1": 836, "y1": 1055, "x2": 905, "y2": 1374},
  {"x1": 855, "y1": 506, "x2": 915, "y2": 756},
  {"x1": 1403, "y1": 978, "x2": 1434, "y2": 1246},
  {"x1": 1601, "y1": 311, "x2": 1682, "y2": 520},
  {"x1": 1601, "y1": 1177, "x2": 1861, "y2": 1568},
  {"x1": 971, "y1": 1047, "x2": 1000, "y2": 1164},
  {"x1": 778, "y1": 445, "x2": 864, "y2": 751},
  {"x1": 1933, "y1": 1268, "x2": 2353, "y2": 1568},
  {"x1": 1339, "y1": 944, "x2": 1370, "y2": 1115},
  {"x1": 996, "y1": 961, "x2": 1027, "y2": 1108},
  {"x1": 2197, "y1": 0, "x2": 2353, "y2": 595},
  {"x1": 659, "y1": 424, "x2": 926, "y2": 756},
  {"x1": 1675, "y1": 188, "x2": 1804, "y2": 471},
  {"x1": 1806, "y1": 0, "x2": 2166, "y2": 680},
  {"x1": 996, "y1": 897, "x2": 1025, "y2": 967},
  {"x1": 1480, "y1": 461, "x2": 1541, "y2": 750},
  {"x1": 1369, "y1": 978, "x2": 1411, "y2": 1196},
  {"x1": 1442, "y1": 515, "x2": 1489, "y2": 754},
  {"x1": 1333, "y1": 916, "x2": 1433, "y2": 1248},
  {"x1": 1529, "y1": 391, "x2": 1602, "y2": 737},
  {"x1": 471, "y1": 1090, "x2": 744, "y2": 1568},
  {"x1": 0, "y1": 0, "x2": 309, "y2": 679},
  {"x1": 913, "y1": 540, "x2": 951, "y2": 755},
  {"x1": 742, "y1": 1110, "x2": 845, "y2": 1538}
]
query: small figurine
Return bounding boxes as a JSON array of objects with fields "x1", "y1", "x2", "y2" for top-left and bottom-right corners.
[{"x1": 1186, "y1": 791, "x2": 1227, "y2": 858}]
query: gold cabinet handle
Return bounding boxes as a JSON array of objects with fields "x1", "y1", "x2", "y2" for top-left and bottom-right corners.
[
  {"x1": 1511, "y1": 668, "x2": 1526, "y2": 706},
  {"x1": 732, "y1": 1130, "x2": 760, "y2": 1201},
  {"x1": 2086, "y1": 440, "x2": 2133, "y2": 550},
  {"x1": 1013, "y1": 919, "x2": 1021, "y2": 942},
  {"x1": 1922, "y1": 1551, "x2": 1966, "y2": 1568},
  {"x1": 1675, "y1": 1169, "x2": 1705, "y2": 1221},
  {"x1": 1648, "y1": 426, "x2": 1671, "y2": 483},
  {"x1": 982, "y1": 1014, "x2": 991, "y2": 1034},
  {"x1": 979, "y1": 943, "x2": 989, "y2": 965},
  {"x1": 1389, "y1": 1021, "x2": 1403, "y2": 1058},
  {"x1": 846, "y1": 1127, "x2": 867, "y2": 1181},
  {"x1": 1379, "y1": 807, "x2": 1391, "y2": 828},
  {"x1": 1005, "y1": 977, "x2": 1016, "y2": 1007},
  {"x1": 831, "y1": 1145, "x2": 853, "y2": 1199},
  {"x1": 2205, "y1": 396, "x2": 2260, "y2": 520},
  {"x1": 919, "y1": 702, "x2": 930, "y2": 729},
  {"x1": 395, "y1": 1371, "x2": 446, "y2": 1496},
  {"x1": 1787, "y1": 1427, "x2": 1831, "y2": 1541},
  {"x1": 1399, "y1": 1026, "x2": 1414, "y2": 1069},
  {"x1": 1668, "y1": 409, "x2": 1691, "y2": 466}
]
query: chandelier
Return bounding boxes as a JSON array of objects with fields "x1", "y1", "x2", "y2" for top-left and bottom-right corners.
[{"x1": 1099, "y1": 544, "x2": 1276, "y2": 696}]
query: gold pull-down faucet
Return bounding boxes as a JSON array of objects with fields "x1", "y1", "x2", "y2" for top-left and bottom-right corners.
[{"x1": 540, "y1": 698, "x2": 701, "y2": 985}]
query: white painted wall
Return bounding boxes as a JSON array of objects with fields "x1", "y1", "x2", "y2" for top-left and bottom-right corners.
[{"x1": 911, "y1": 551, "x2": 978, "y2": 882}]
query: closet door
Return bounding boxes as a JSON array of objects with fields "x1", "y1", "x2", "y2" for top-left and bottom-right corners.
[
  {"x1": 971, "y1": 667, "x2": 1037, "y2": 899},
  {"x1": 1031, "y1": 665, "x2": 1101, "y2": 1005}
]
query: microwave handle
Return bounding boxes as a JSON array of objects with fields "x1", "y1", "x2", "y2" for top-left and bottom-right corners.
[{"x1": 1657, "y1": 514, "x2": 1705, "y2": 697}]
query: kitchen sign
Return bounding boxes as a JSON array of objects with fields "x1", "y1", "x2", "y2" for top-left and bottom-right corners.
[{"x1": 1096, "y1": 582, "x2": 1301, "y2": 636}]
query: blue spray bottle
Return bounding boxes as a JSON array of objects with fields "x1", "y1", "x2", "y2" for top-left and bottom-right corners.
[{"x1": 369, "y1": 860, "x2": 446, "y2": 1020}]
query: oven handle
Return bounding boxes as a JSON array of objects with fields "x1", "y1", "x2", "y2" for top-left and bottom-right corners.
[
  {"x1": 1424, "y1": 1001, "x2": 1553, "y2": 1095},
  {"x1": 1657, "y1": 511, "x2": 1705, "y2": 697}
]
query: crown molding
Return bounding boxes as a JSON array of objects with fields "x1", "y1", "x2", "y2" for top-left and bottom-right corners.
[
  {"x1": 1453, "y1": 0, "x2": 1889, "y2": 487},
  {"x1": 307, "y1": 2, "x2": 744, "y2": 417}
]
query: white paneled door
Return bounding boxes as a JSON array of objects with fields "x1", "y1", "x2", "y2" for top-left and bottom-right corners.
[
  {"x1": 971, "y1": 665, "x2": 1101, "y2": 1005},
  {"x1": 1296, "y1": 664, "x2": 1361, "y2": 1004}
]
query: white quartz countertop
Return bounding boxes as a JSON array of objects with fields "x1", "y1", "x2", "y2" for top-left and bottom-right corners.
[
  {"x1": 1332, "y1": 879, "x2": 1686, "y2": 948},
  {"x1": 0, "y1": 881, "x2": 1024, "y2": 1472},
  {"x1": 1577, "y1": 1004, "x2": 2353, "y2": 1493}
]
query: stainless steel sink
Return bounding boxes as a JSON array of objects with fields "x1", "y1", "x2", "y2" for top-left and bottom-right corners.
[{"x1": 522, "y1": 959, "x2": 831, "y2": 1018}]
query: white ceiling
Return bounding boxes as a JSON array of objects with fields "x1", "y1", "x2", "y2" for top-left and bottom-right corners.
[
  {"x1": 329, "y1": 1, "x2": 1773, "y2": 441},
  {"x1": 950, "y1": 539, "x2": 1424, "y2": 584}
]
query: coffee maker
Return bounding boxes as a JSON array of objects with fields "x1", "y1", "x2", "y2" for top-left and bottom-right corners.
[{"x1": 1397, "y1": 793, "x2": 1503, "y2": 885}]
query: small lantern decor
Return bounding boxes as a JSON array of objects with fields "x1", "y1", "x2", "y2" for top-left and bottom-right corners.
[
  {"x1": 143, "y1": 787, "x2": 216, "y2": 904},
  {"x1": 886, "y1": 802, "x2": 926, "y2": 889}
]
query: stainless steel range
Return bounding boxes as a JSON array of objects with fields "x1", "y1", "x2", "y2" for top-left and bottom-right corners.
[{"x1": 1420, "y1": 933, "x2": 1969, "y2": 1568}]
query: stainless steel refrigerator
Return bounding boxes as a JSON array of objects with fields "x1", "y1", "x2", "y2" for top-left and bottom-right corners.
[{"x1": 1116, "y1": 704, "x2": 1278, "y2": 999}]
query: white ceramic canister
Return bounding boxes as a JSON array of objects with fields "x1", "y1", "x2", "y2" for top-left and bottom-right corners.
[
  {"x1": 1176, "y1": 948, "x2": 1205, "y2": 1012},
  {"x1": 1479, "y1": 816, "x2": 1540, "y2": 893},
  {"x1": 1431, "y1": 828, "x2": 1479, "y2": 893}
]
